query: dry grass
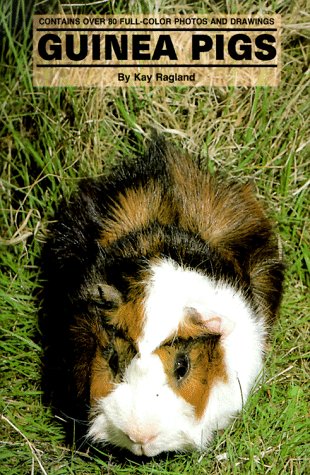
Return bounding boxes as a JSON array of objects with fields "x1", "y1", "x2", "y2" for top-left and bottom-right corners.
[{"x1": 0, "y1": 0, "x2": 309, "y2": 474}]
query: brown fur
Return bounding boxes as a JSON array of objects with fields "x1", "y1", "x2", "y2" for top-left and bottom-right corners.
[
  {"x1": 156, "y1": 338, "x2": 227, "y2": 420},
  {"x1": 100, "y1": 182, "x2": 175, "y2": 247},
  {"x1": 106, "y1": 297, "x2": 145, "y2": 343},
  {"x1": 89, "y1": 288, "x2": 145, "y2": 403},
  {"x1": 90, "y1": 347, "x2": 115, "y2": 403},
  {"x1": 99, "y1": 148, "x2": 281, "y2": 323},
  {"x1": 91, "y1": 149, "x2": 281, "y2": 414},
  {"x1": 155, "y1": 306, "x2": 227, "y2": 419},
  {"x1": 168, "y1": 155, "x2": 270, "y2": 274},
  {"x1": 90, "y1": 335, "x2": 136, "y2": 404},
  {"x1": 69, "y1": 316, "x2": 99, "y2": 400}
]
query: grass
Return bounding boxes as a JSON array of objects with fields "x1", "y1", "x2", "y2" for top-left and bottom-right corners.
[{"x1": 0, "y1": 0, "x2": 309, "y2": 474}]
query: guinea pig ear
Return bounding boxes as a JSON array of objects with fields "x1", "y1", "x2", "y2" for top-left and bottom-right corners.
[
  {"x1": 87, "y1": 283, "x2": 123, "y2": 309},
  {"x1": 203, "y1": 315, "x2": 235, "y2": 337},
  {"x1": 185, "y1": 307, "x2": 235, "y2": 338}
]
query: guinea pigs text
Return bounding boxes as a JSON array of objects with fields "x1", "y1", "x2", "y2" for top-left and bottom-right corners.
[{"x1": 43, "y1": 138, "x2": 283, "y2": 457}]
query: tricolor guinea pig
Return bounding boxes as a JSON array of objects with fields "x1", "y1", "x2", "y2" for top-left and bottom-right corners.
[{"x1": 43, "y1": 137, "x2": 283, "y2": 457}]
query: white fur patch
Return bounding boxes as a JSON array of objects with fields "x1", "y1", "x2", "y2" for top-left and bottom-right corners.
[
  {"x1": 88, "y1": 353, "x2": 199, "y2": 456},
  {"x1": 141, "y1": 258, "x2": 265, "y2": 402},
  {"x1": 88, "y1": 258, "x2": 266, "y2": 456}
]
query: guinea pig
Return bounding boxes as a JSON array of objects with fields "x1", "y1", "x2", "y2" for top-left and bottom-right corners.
[{"x1": 43, "y1": 137, "x2": 284, "y2": 457}]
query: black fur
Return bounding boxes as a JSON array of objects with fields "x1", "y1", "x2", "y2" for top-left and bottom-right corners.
[{"x1": 41, "y1": 137, "x2": 284, "y2": 443}]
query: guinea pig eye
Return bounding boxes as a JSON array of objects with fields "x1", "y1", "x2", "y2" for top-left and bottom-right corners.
[
  {"x1": 108, "y1": 349, "x2": 119, "y2": 376},
  {"x1": 174, "y1": 353, "x2": 190, "y2": 381}
]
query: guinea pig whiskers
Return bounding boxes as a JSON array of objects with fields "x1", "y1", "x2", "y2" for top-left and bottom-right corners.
[
  {"x1": 198, "y1": 428, "x2": 204, "y2": 452},
  {"x1": 75, "y1": 432, "x2": 91, "y2": 452},
  {"x1": 56, "y1": 409, "x2": 89, "y2": 427},
  {"x1": 88, "y1": 401, "x2": 106, "y2": 419},
  {"x1": 170, "y1": 331, "x2": 179, "y2": 346},
  {"x1": 236, "y1": 375, "x2": 245, "y2": 409}
]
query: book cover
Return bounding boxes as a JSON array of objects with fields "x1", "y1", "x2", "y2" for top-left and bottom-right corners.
[{"x1": 1, "y1": 0, "x2": 308, "y2": 473}]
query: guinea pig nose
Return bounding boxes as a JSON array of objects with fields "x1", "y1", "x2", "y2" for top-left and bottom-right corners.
[{"x1": 126, "y1": 431, "x2": 157, "y2": 446}]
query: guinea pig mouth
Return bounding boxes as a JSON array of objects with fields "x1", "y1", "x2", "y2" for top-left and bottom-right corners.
[
  {"x1": 120, "y1": 430, "x2": 161, "y2": 456},
  {"x1": 129, "y1": 441, "x2": 155, "y2": 457}
]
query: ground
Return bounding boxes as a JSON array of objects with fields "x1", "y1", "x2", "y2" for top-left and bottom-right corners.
[{"x1": 0, "y1": 1, "x2": 309, "y2": 474}]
